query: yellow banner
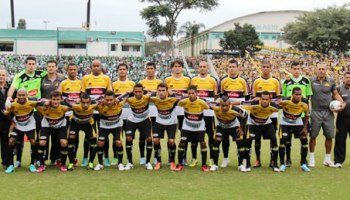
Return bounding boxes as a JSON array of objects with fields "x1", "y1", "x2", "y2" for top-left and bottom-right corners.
[{"x1": 255, "y1": 45, "x2": 321, "y2": 56}]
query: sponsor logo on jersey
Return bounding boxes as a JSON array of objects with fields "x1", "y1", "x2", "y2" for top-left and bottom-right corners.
[
  {"x1": 28, "y1": 89, "x2": 38, "y2": 96},
  {"x1": 91, "y1": 88, "x2": 103, "y2": 95}
]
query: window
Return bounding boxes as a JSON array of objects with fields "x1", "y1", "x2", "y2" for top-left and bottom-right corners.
[
  {"x1": 0, "y1": 42, "x2": 14, "y2": 52},
  {"x1": 133, "y1": 46, "x2": 140, "y2": 52},
  {"x1": 111, "y1": 44, "x2": 118, "y2": 51},
  {"x1": 122, "y1": 45, "x2": 129, "y2": 51},
  {"x1": 58, "y1": 43, "x2": 86, "y2": 49}
]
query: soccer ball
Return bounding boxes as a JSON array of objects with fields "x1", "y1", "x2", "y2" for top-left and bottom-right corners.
[{"x1": 329, "y1": 100, "x2": 341, "y2": 111}]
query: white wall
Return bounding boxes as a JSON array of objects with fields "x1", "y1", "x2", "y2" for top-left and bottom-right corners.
[
  {"x1": 87, "y1": 41, "x2": 108, "y2": 56},
  {"x1": 59, "y1": 48, "x2": 86, "y2": 56},
  {"x1": 17, "y1": 40, "x2": 57, "y2": 55}
]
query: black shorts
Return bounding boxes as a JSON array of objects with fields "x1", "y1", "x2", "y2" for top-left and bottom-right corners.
[
  {"x1": 10, "y1": 128, "x2": 35, "y2": 140},
  {"x1": 39, "y1": 127, "x2": 67, "y2": 141},
  {"x1": 125, "y1": 119, "x2": 152, "y2": 139},
  {"x1": 248, "y1": 123, "x2": 276, "y2": 140},
  {"x1": 69, "y1": 120, "x2": 97, "y2": 139},
  {"x1": 280, "y1": 125, "x2": 304, "y2": 139},
  {"x1": 216, "y1": 126, "x2": 241, "y2": 141},
  {"x1": 98, "y1": 127, "x2": 122, "y2": 141},
  {"x1": 153, "y1": 122, "x2": 176, "y2": 139},
  {"x1": 181, "y1": 130, "x2": 205, "y2": 143}
]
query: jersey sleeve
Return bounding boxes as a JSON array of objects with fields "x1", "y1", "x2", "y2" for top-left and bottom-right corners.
[
  {"x1": 11, "y1": 73, "x2": 21, "y2": 90},
  {"x1": 305, "y1": 78, "x2": 313, "y2": 97},
  {"x1": 106, "y1": 76, "x2": 112, "y2": 91},
  {"x1": 81, "y1": 76, "x2": 87, "y2": 93},
  {"x1": 177, "y1": 99, "x2": 186, "y2": 107}
]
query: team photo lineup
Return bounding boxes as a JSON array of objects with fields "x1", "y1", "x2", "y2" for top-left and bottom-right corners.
[{"x1": 1, "y1": 54, "x2": 349, "y2": 174}]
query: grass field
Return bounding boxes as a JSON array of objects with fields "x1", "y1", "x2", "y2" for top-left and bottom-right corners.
[{"x1": 0, "y1": 132, "x2": 349, "y2": 200}]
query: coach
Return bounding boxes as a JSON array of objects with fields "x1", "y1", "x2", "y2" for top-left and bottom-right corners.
[
  {"x1": 309, "y1": 63, "x2": 345, "y2": 167},
  {"x1": 0, "y1": 68, "x2": 10, "y2": 169}
]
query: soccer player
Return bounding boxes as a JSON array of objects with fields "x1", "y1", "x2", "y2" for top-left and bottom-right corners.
[
  {"x1": 209, "y1": 95, "x2": 248, "y2": 172},
  {"x1": 278, "y1": 87, "x2": 310, "y2": 172},
  {"x1": 4, "y1": 89, "x2": 39, "y2": 173},
  {"x1": 36, "y1": 91, "x2": 70, "y2": 172},
  {"x1": 190, "y1": 60, "x2": 217, "y2": 167},
  {"x1": 122, "y1": 84, "x2": 153, "y2": 170},
  {"x1": 7, "y1": 56, "x2": 47, "y2": 168},
  {"x1": 219, "y1": 59, "x2": 249, "y2": 167},
  {"x1": 175, "y1": 85, "x2": 210, "y2": 172},
  {"x1": 112, "y1": 63, "x2": 135, "y2": 165},
  {"x1": 309, "y1": 63, "x2": 345, "y2": 167},
  {"x1": 82, "y1": 59, "x2": 112, "y2": 166},
  {"x1": 149, "y1": 83, "x2": 180, "y2": 170},
  {"x1": 94, "y1": 90, "x2": 125, "y2": 171},
  {"x1": 251, "y1": 60, "x2": 281, "y2": 168},
  {"x1": 139, "y1": 62, "x2": 162, "y2": 165},
  {"x1": 281, "y1": 61, "x2": 312, "y2": 167},
  {"x1": 241, "y1": 91, "x2": 280, "y2": 172},
  {"x1": 66, "y1": 93, "x2": 98, "y2": 171}
]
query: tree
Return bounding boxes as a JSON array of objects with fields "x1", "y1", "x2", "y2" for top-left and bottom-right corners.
[
  {"x1": 282, "y1": 6, "x2": 350, "y2": 54},
  {"x1": 177, "y1": 21, "x2": 205, "y2": 57},
  {"x1": 145, "y1": 40, "x2": 172, "y2": 56},
  {"x1": 140, "y1": 0, "x2": 219, "y2": 57},
  {"x1": 219, "y1": 23, "x2": 263, "y2": 56},
  {"x1": 17, "y1": 18, "x2": 26, "y2": 29}
]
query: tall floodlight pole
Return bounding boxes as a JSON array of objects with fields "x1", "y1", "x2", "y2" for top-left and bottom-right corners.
[
  {"x1": 11, "y1": 0, "x2": 15, "y2": 28},
  {"x1": 86, "y1": 0, "x2": 91, "y2": 30}
]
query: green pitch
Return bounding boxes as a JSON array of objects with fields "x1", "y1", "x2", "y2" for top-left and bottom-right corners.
[{"x1": 0, "y1": 133, "x2": 349, "y2": 200}]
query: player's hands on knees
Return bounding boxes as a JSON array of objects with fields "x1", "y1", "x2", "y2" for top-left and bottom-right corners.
[
  {"x1": 300, "y1": 128, "x2": 308, "y2": 139},
  {"x1": 236, "y1": 127, "x2": 244, "y2": 138}
]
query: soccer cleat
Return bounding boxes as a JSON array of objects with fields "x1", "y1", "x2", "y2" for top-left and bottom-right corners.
[
  {"x1": 154, "y1": 161, "x2": 161, "y2": 170},
  {"x1": 139, "y1": 157, "x2": 146, "y2": 165},
  {"x1": 189, "y1": 159, "x2": 198, "y2": 167},
  {"x1": 117, "y1": 163, "x2": 125, "y2": 171},
  {"x1": 273, "y1": 166, "x2": 280, "y2": 172},
  {"x1": 5, "y1": 165, "x2": 15, "y2": 174},
  {"x1": 209, "y1": 164, "x2": 218, "y2": 172},
  {"x1": 29, "y1": 164, "x2": 37, "y2": 173},
  {"x1": 182, "y1": 159, "x2": 188, "y2": 166},
  {"x1": 124, "y1": 163, "x2": 134, "y2": 170},
  {"x1": 286, "y1": 160, "x2": 292, "y2": 167},
  {"x1": 301, "y1": 164, "x2": 311, "y2": 172},
  {"x1": 220, "y1": 158, "x2": 230, "y2": 168},
  {"x1": 308, "y1": 157, "x2": 315, "y2": 167},
  {"x1": 323, "y1": 160, "x2": 333, "y2": 167},
  {"x1": 14, "y1": 161, "x2": 21, "y2": 168},
  {"x1": 279, "y1": 164, "x2": 286, "y2": 172},
  {"x1": 330, "y1": 163, "x2": 342, "y2": 168},
  {"x1": 170, "y1": 162, "x2": 176, "y2": 171},
  {"x1": 81, "y1": 158, "x2": 88, "y2": 167},
  {"x1": 55, "y1": 159, "x2": 62, "y2": 167},
  {"x1": 68, "y1": 163, "x2": 74, "y2": 171},
  {"x1": 111, "y1": 158, "x2": 118, "y2": 166},
  {"x1": 145, "y1": 162, "x2": 153, "y2": 170},
  {"x1": 60, "y1": 165, "x2": 68, "y2": 172},
  {"x1": 94, "y1": 164, "x2": 104, "y2": 171},
  {"x1": 73, "y1": 158, "x2": 78, "y2": 167},
  {"x1": 201, "y1": 165, "x2": 209, "y2": 172},
  {"x1": 175, "y1": 164, "x2": 184, "y2": 171},
  {"x1": 253, "y1": 160, "x2": 261, "y2": 168},
  {"x1": 88, "y1": 162, "x2": 94, "y2": 170},
  {"x1": 104, "y1": 158, "x2": 111, "y2": 167},
  {"x1": 238, "y1": 165, "x2": 246, "y2": 172},
  {"x1": 245, "y1": 167, "x2": 252, "y2": 172},
  {"x1": 36, "y1": 165, "x2": 45, "y2": 173}
]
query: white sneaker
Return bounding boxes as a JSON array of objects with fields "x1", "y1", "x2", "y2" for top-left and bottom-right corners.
[
  {"x1": 273, "y1": 167, "x2": 280, "y2": 172},
  {"x1": 94, "y1": 164, "x2": 104, "y2": 171},
  {"x1": 245, "y1": 167, "x2": 251, "y2": 172},
  {"x1": 323, "y1": 160, "x2": 334, "y2": 167},
  {"x1": 220, "y1": 158, "x2": 230, "y2": 168},
  {"x1": 209, "y1": 164, "x2": 218, "y2": 171},
  {"x1": 145, "y1": 162, "x2": 153, "y2": 170},
  {"x1": 238, "y1": 165, "x2": 247, "y2": 172},
  {"x1": 117, "y1": 163, "x2": 125, "y2": 171},
  {"x1": 124, "y1": 163, "x2": 134, "y2": 170},
  {"x1": 140, "y1": 157, "x2": 146, "y2": 165},
  {"x1": 330, "y1": 163, "x2": 342, "y2": 168},
  {"x1": 308, "y1": 157, "x2": 315, "y2": 167}
]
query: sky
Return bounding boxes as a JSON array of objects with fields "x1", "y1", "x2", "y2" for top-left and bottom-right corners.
[{"x1": 1, "y1": 0, "x2": 349, "y2": 36}]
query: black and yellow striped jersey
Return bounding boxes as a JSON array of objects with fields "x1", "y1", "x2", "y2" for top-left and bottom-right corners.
[
  {"x1": 37, "y1": 103, "x2": 70, "y2": 128},
  {"x1": 125, "y1": 94, "x2": 151, "y2": 123},
  {"x1": 81, "y1": 74, "x2": 112, "y2": 100},
  {"x1": 252, "y1": 77, "x2": 281, "y2": 99},
  {"x1": 5, "y1": 98, "x2": 38, "y2": 131},
  {"x1": 178, "y1": 97, "x2": 209, "y2": 131},
  {"x1": 191, "y1": 75, "x2": 217, "y2": 100},
  {"x1": 279, "y1": 97, "x2": 309, "y2": 125},
  {"x1": 219, "y1": 76, "x2": 249, "y2": 100},
  {"x1": 70, "y1": 104, "x2": 97, "y2": 125},
  {"x1": 149, "y1": 96, "x2": 179, "y2": 125},
  {"x1": 164, "y1": 75, "x2": 191, "y2": 94},
  {"x1": 112, "y1": 79, "x2": 135, "y2": 96},
  {"x1": 211, "y1": 104, "x2": 247, "y2": 128},
  {"x1": 59, "y1": 78, "x2": 82, "y2": 102},
  {"x1": 139, "y1": 78, "x2": 162, "y2": 91},
  {"x1": 241, "y1": 100, "x2": 278, "y2": 125},
  {"x1": 96, "y1": 101, "x2": 125, "y2": 129}
]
